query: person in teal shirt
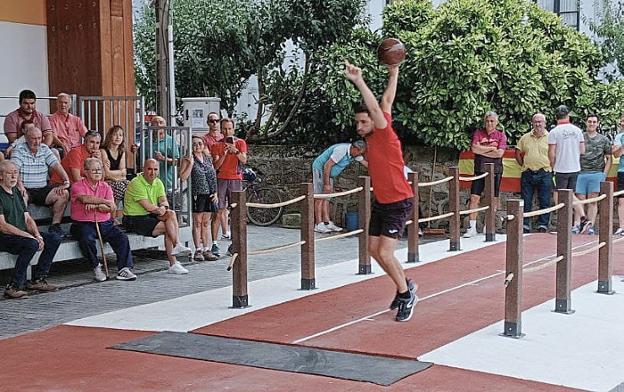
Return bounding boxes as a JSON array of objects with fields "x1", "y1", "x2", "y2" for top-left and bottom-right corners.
[
  {"x1": 149, "y1": 116, "x2": 181, "y2": 191},
  {"x1": 612, "y1": 113, "x2": 624, "y2": 236}
]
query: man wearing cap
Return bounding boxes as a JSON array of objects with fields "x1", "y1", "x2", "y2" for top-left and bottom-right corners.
[
  {"x1": 464, "y1": 111, "x2": 507, "y2": 238},
  {"x1": 312, "y1": 141, "x2": 367, "y2": 233},
  {"x1": 515, "y1": 113, "x2": 552, "y2": 233},
  {"x1": 548, "y1": 105, "x2": 585, "y2": 190}
]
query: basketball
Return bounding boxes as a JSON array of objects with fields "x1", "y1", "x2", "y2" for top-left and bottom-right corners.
[{"x1": 377, "y1": 38, "x2": 406, "y2": 66}]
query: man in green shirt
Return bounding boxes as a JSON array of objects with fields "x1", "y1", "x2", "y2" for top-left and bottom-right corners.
[
  {"x1": 0, "y1": 160, "x2": 61, "y2": 298},
  {"x1": 123, "y1": 158, "x2": 192, "y2": 274}
]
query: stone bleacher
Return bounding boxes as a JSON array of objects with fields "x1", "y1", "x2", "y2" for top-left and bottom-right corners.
[{"x1": 0, "y1": 203, "x2": 193, "y2": 273}]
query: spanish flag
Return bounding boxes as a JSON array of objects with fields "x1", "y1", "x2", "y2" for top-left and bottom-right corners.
[{"x1": 458, "y1": 150, "x2": 620, "y2": 193}]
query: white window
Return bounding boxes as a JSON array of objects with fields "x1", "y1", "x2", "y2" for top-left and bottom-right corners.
[{"x1": 535, "y1": 0, "x2": 580, "y2": 30}]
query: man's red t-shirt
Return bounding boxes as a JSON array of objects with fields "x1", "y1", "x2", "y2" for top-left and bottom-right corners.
[
  {"x1": 211, "y1": 138, "x2": 248, "y2": 180},
  {"x1": 365, "y1": 112, "x2": 413, "y2": 204},
  {"x1": 50, "y1": 145, "x2": 90, "y2": 185}
]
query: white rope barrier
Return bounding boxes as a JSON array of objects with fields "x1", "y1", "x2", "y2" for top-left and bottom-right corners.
[
  {"x1": 418, "y1": 212, "x2": 454, "y2": 224},
  {"x1": 459, "y1": 172, "x2": 489, "y2": 182},
  {"x1": 522, "y1": 255, "x2": 564, "y2": 274},
  {"x1": 315, "y1": 229, "x2": 363, "y2": 243},
  {"x1": 459, "y1": 205, "x2": 490, "y2": 216},
  {"x1": 523, "y1": 203, "x2": 565, "y2": 218},
  {"x1": 573, "y1": 194, "x2": 607, "y2": 206},
  {"x1": 418, "y1": 176, "x2": 454, "y2": 187},
  {"x1": 571, "y1": 242, "x2": 605, "y2": 257},
  {"x1": 247, "y1": 195, "x2": 306, "y2": 209},
  {"x1": 314, "y1": 187, "x2": 363, "y2": 200},
  {"x1": 248, "y1": 240, "x2": 306, "y2": 256},
  {"x1": 613, "y1": 190, "x2": 624, "y2": 197}
]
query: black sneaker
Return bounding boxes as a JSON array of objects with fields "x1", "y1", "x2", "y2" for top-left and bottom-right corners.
[
  {"x1": 395, "y1": 284, "x2": 418, "y2": 322},
  {"x1": 579, "y1": 217, "x2": 590, "y2": 234},
  {"x1": 389, "y1": 279, "x2": 415, "y2": 310},
  {"x1": 211, "y1": 243, "x2": 220, "y2": 258},
  {"x1": 537, "y1": 225, "x2": 548, "y2": 233},
  {"x1": 48, "y1": 224, "x2": 67, "y2": 238}
]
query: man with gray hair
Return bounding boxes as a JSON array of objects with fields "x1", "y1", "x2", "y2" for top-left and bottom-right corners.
[
  {"x1": 464, "y1": 111, "x2": 507, "y2": 238},
  {"x1": 70, "y1": 158, "x2": 136, "y2": 282},
  {"x1": 312, "y1": 140, "x2": 368, "y2": 233},
  {"x1": 49, "y1": 92, "x2": 88, "y2": 155}
]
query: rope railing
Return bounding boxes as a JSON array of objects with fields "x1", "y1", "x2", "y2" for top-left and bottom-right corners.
[
  {"x1": 459, "y1": 205, "x2": 490, "y2": 216},
  {"x1": 458, "y1": 172, "x2": 489, "y2": 182},
  {"x1": 522, "y1": 255, "x2": 564, "y2": 274},
  {"x1": 248, "y1": 240, "x2": 306, "y2": 256},
  {"x1": 523, "y1": 203, "x2": 565, "y2": 218},
  {"x1": 226, "y1": 253, "x2": 238, "y2": 272},
  {"x1": 314, "y1": 186, "x2": 363, "y2": 199},
  {"x1": 613, "y1": 190, "x2": 624, "y2": 197},
  {"x1": 418, "y1": 176, "x2": 454, "y2": 187},
  {"x1": 573, "y1": 194, "x2": 607, "y2": 206},
  {"x1": 315, "y1": 229, "x2": 363, "y2": 243},
  {"x1": 571, "y1": 242, "x2": 605, "y2": 257},
  {"x1": 247, "y1": 195, "x2": 306, "y2": 209},
  {"x1": 418, "y1": 212, "x2": 454, "y2": 224}
]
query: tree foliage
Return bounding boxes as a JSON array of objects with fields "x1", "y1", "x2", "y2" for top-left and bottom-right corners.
[{"x1": 588, "y1": 0, "x2": 624, "y2": 79}]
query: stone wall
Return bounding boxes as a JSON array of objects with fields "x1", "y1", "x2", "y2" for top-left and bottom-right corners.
[{"x1": 246, "y1": 144, "x2": 516, "y2": 230}]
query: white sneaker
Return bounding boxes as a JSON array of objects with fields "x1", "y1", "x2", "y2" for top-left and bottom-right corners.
[
  {"x1": 221, "y1": 232, "x2": 231, "y2": 240},
  {"x1": 93, "y1": 264, "x2": 107, "y2": 282},
  {"x1": 314, "y1": 223, "x2": 331, "y2": 233},
  {"x1": 116, "y1": 267, "x2": 137, "y2": 281},
  {"x1": 462, "y1": 228, "x2": 478, "y2": 238},
  {"x1": 171, "y1": 243, "x2": 192, "y2": 257},
  {"x1": 615, "y1": 228, "x2": 624, "y2": 236},
  {"x1": 325, "y1": 221, "x2": 343, "y2": 232},
  {"x1": 168, "y1": 262, "x2": 189, "y2": 275}
]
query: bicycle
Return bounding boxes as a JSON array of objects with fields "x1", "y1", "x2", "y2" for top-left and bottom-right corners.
[{"x1": 242, "y1": 167, "x2": 283, "y2": 226}]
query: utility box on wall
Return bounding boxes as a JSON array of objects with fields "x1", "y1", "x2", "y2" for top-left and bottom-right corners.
[{"x1": 182, "y1": 97, "x2": 220, "y2": 131}]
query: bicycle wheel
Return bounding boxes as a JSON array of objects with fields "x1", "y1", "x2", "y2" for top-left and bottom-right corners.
[{"x1": 246, "y1": 187, "x2": 283, "y2": 227}]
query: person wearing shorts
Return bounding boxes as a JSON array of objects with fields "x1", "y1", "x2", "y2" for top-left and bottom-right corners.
[
  {"x1": 464, "y1": 111, "x2": 507, "y2": 238},
  {"x1": 612, "y1": 113, "x2": 624, "y2": 236},
  {"x1": 123, "y1": 159, "x2": 192, "y2": 274},
  {"x1": 311, "y1": 141, "x2": 366, "y2": 233},
  {"x1": 345, "y1": 60, "x2": 417, "y2": 322}
]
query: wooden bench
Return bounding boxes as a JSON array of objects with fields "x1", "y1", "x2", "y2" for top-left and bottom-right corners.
[{"x1": 0, "y1": 204, "x2": 193, "y2": 273}]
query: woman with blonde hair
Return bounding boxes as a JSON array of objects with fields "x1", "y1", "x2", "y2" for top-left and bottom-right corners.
[{"x1": 100, "y1": 125, "x2": 130, "y2": 203}]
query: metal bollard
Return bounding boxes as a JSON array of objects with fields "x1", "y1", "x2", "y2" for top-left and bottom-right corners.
[
  {"x1": 231, "y1": 191, "x2": 249, "y2": 308},
  {"x1": 358, "y1": 176, "x2": 372, "y2": 274},
  {"x1": 300, "y1": 183, "x2": 316, "y2": 290},
  {"x1": 407, "y1": 172, "x2": 420, "y2": 263}
]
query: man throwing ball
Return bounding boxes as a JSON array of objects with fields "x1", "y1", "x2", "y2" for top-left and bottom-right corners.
[{"x1": 344, "y1": 60, "x2": 417, "y2": 322}]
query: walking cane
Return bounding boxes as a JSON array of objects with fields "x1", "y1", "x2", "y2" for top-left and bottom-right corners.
[{"x1": 94, "y1": 208, "x2": 109, "y2": 278}]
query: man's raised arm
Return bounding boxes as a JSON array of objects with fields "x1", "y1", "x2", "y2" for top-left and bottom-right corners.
[
  {"x1": 344, "y1": 61, "x2": 387, "y2": 130},
  {"x1": 380, "y1": 65, "x2": 399, "y2": 114}
]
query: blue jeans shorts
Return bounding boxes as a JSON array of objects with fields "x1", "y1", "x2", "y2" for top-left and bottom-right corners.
[{"x1": 575, "y1": 171, "x2": 605, "y2": 195}]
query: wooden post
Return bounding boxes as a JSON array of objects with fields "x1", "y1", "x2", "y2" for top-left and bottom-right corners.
[
  {"x1": 598, "y1": 181, "x2": 614, "y2": 294},
  {"x1": 555, "y1": 189, "x2": 574, "y2": 314},
  {"x1": 449, "y1": 167, "x2": 461, "y2": 251},
  {"x1": 502, "y1": 199, "x2": 524, "y2": 338},
  {"x1": 407, "y1": 172, "x2": 420, "y2": 263},
  {"x1": 484, "y1": 163, "x2": 496, "y2": 242},
  {"x1": 358, "y1": 176, "x2": 372, "y2": 274},
  {"x1": 300, "y1": 183, "x2": 316, "y2": 290},
  {"x1": 231, "y1": 191, "x2": 248, "y2": 308}
]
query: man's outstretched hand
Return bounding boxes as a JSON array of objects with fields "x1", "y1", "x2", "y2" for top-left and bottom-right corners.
[{"x1": 344, "y1": 61, "x2": 363, "y2": 83}]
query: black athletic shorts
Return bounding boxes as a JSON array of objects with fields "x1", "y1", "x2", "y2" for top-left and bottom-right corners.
[
  {"x1": 26, "y1": 185, "x2": 56, "y2": 206},
  {"x1": 369, "y1": 198, "x2": 414, "y2": 239},
  {"x1": 470, "y1": 172, "x2": 502, "y2": 197},
  {"x1": 618, "y1": 172, "x2": 624, "y2": 198},
  {"x1": 192, "y1": 194, "x2": 218, "y2": 213},
  {"x1": 122, "y1": 214, "x2": 160, "y2": 237}
]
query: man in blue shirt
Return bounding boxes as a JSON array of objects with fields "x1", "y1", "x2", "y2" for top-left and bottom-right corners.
[
  {"x1": 612, "y1": 113, "x2": 624, "y2": 236},
  {"x1": 312, "y1": 140, "x2": 367, "y2": 233}
]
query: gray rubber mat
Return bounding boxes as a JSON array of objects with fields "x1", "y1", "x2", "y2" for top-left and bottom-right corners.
[{"x1": 112, "y1": 331, "x2": 432, "y2": 386}]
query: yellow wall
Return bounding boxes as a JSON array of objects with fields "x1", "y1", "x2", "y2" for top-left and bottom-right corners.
[{"x1": 0, "y1": 0, "x2": 46, "y2": 25}]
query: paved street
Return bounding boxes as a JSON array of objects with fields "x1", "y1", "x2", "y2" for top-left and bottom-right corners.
[{"x1": 0, "y1": 225, "x2": 440, "y2": 339}]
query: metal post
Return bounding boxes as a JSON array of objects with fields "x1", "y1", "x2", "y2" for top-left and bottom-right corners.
[
  {"x1": 300, "y1": 183, "x2": 316, "y2": 290},
  {"x1": 502, "y1": 199, "x2": 524, "y2": 338},
  {"x1": 358, "y1": 176, "x2": 371, "y2": 274},
  {"x1": 449, "y1": 167, "x2": 461, "y2": 251},
  {"x1": 231, "y1": 191, "x2": 248, "y2": 308},
  {"x1": 484, "y1": 163, "x2": 496, "y2": 242},
  {"x1": 598, "y1": 181, "x2": 614, "y2": 294},
  {"x1": 407, "y1": 172, "x2": 419, "y2": 263},
  {"x1": 555, "y1": 189, "x2": 574, "y2": 314}
]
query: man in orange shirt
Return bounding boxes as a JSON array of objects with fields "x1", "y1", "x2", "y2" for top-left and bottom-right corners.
[
  {"x1": 49, "y1": 93, "x2": 88, "y2": 156},
  {"x1": 210, "y1": 118, "x2": 247, "y2": 257},
  {"x1": 50, "y1": 131, "x2": 102, "y2": 185}
]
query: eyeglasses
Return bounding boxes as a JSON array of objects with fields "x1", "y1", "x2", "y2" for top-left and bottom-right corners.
[{"x1": 208, "y1": 119, "x2": 219, "y2": 123}]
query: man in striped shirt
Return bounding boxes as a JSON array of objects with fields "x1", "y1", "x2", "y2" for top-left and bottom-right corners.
[{"x1": 11, "y1": 127, "x2": 71, "y2": 237}]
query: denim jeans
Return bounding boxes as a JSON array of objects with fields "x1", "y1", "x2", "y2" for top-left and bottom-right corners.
[
  {"x1": 521, "y1": 169, "x2": 553, "y2": 229},
  {"x1": 0, "y1": 232, "x2": 62, "y2": 289},
  {"x1": 70, "y1": 221, "x2": 133, "y2": 270}
]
